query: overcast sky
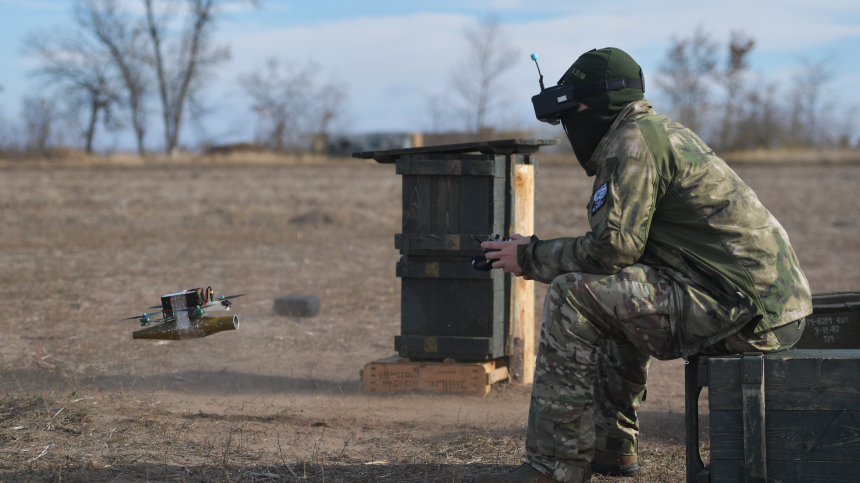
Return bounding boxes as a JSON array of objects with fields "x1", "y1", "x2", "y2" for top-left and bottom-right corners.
[{"x1": 1, "y1": 0, "x2": 859, "y2": 151}]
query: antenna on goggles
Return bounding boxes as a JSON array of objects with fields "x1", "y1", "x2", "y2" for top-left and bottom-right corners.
[{"x1": 531, "y1": 53, "x2": 545, "y2": 91}]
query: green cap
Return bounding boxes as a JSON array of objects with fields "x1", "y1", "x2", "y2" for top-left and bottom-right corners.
[
  {"x1": 559, "y1": 47, "x2": 644, "y2": 173},
  {"x1": 560, "y1": 47, "x2": 644, "y2": 97}
]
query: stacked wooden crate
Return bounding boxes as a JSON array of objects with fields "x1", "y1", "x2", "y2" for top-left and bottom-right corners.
[
  {"x1": 394, "y1": 152, "x2": 513, "y2": 361},
  {"x1": 685, "y1": 291, "x2": 860, "y2": 483},
  {"x1": 354, "y1": 139, "x2": 555, "y2": 393}
]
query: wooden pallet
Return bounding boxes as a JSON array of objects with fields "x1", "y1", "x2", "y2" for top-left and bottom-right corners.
[{"x1": 360, "y1": 356, "x2": 509, "y2": 396}]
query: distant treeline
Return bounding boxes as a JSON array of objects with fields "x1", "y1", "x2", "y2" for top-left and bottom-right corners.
[
  {"x1": 0, "y1": 8, "x2": 856, "y2": 159},
  {"x1": 654, "y1": 27, "x2": 856, "y2": 152},
  {"x1": 0, "y1": 0, "x2": 345, "y2": 158}
]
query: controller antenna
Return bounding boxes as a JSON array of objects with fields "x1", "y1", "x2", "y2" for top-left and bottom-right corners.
[{"x1": 531, "y1": 53, "x2": 545, "y2": 91}]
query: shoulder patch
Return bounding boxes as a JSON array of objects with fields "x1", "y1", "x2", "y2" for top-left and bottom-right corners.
[{"x1": 592, "y1": 182, "x2": 608, "y2": 214}]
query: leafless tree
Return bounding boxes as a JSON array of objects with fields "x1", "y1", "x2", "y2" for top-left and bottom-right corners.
[
  {"x1": 449, "y1": 16, "x2": 519, "y2": 135},
  {"x1": 718, "y1": 31, "x2": 755, "y2": 150},
  {"x1": 422, "y1": 92, "x2": 453, "y2": 133},
  {"x1": 788, "y1": 55, "x2": 836, "y2": 147},
  {"x1": 23, "y1": 30, "x2": 120, "y2": 153},
  {"x1": 143, "y1": 0, "x2": 248, "y2": 154},
  {"x1": 657, "y1": 25, "x2": 719, "y2": 135},
  {"x1": 240, "y1": 58, "x2": 347, "y2": 153},
  {"x1": 0, "y1": 85, "x2": 9, "y2": 155},
  {"x1": 75, "y1": 0, "x2": 150, "y2": 155},
  {"x1": 732, "y1": 79, "x2": 784, "y2": 149},
  {"x1": 22, "y1": 97, "x2": 57, "y2": 155}
]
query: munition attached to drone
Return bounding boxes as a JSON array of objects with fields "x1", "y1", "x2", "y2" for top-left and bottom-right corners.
[
  {"x1": 122, "y1": 287, "x2": 245, "y2": 340},
  {"x1": 132, "y1": 314, "x2": 239, "y2": 340}
]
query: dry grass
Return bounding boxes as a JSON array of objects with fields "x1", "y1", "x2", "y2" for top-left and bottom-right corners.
[
  {"x1": 720, "y1": 148, "x2": 860, "y2": 165},
  {"x1": 1, "y1": 159, "x2": 858, "y2": 482},
  {"x1": 0, "y1": 151, "x2": 364, "y2": 169},
  {"x1": 0, "y1": 391, "x2": 691, "y2": 482}
]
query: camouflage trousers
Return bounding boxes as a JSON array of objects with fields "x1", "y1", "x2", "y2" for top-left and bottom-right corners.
[{"x1": 525, "y1": 264, "x2": 677, "y2": 482}]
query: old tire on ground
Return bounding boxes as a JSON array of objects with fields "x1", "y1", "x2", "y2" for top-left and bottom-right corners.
[{"x1": 273, "y1": 295, "x2": 320, "y2": 317}]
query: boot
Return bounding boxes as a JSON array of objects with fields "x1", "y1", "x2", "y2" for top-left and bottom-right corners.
[
  {"x1": 589, "y1": 449, "x2": 640, "y2": 477},
  {"x1": 472, "y1": 462, "x2": 589, "y2": 483}
]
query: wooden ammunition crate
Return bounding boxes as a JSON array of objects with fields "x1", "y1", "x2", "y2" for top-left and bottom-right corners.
[
  {"x1": 793, "y1": 291, "x2": 860, "y2": 349},
  {"x1": 685, "y1": 350, "x2": 860, "y2": 483},
  {"x1": 395, "y1": 152, "x2": 513, "y2": 361},
  {"x1": 686, "y1": 290, "x2": 860, "y2": 482},
  {"x1": 354, "y1": 139, "x2": 554, "y2": 369},
  {"x1": 360, "y1": 356, "x2": 509, "y2": 396}
]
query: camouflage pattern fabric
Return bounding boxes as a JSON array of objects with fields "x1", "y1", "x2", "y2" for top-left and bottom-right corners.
[
  {"x1": 518, "y1": 100, "x2": 812, "y2": 357},
  {"x1": 524, "y1": 264, "x2": 803, "y2": 481},
  {"x1": 525, "y1": 264, "x2": 675, "y2": 482},
  {"x1": 592, "y1": 338, "x2": 649, "y2": 456}
]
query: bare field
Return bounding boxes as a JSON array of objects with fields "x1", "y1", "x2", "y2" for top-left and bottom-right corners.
[{"x1": 1, "y1": 161, "x2": 859, "y2": 482}]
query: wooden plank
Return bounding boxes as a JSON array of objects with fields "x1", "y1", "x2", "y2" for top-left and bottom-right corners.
[
  {"x1": 396, "y1": 234, "x2": 486, "y2": 255},
  {"x1": 685, "y1": 356, "x2": 706, "y2": 483},
  {"x1": 711, "y1": 410, "x2": 860, "y2": 461},
  {"x1": 708, "y1": 350, "x2": 860, "y2": 411},
  {"x1": 508, "y1": 163, "x2": 535, "y2": 386},
  {"x1": 400, "y1": 278, "x2": 457, "y2": 337},
  {"x1": 398, "y1": 262, "x2": 506, "y2": 359},
  {"x1": 710, "y1": 459, "x2": 860, "y2": 483},
  {"x1": 397, "y1": 259, "x2": 494, "y2": 280},
  {"x1": 741, "y1": 353, "x2": 767, "y2": 483},
  {"x1": 361, "y1": 356, "x2": 508, "y2": 396},
  {"x1": 457, "y1": 279, "x2": 493, "y2": 337},
  {"x1": 353, "y1": 138, "x2": 558, "y2": 163},
  {"x1": 811, "y1": 290, "x2": 860, "y2": 305},
  {"x1": 488, "y1": 366, "x2": 509, "y2": 384},
  {"x1": 396, "y1": 158, "x2": 497, "y2": 176},
  {"x1": 394, "y1": 336, "x2": 495, "y2": 360},
  {"x1": 401, "y1": 175, "x2": 432, "y2": 234},
  {"x1": 459, "y1": 175, "x2": 492, "y2": 235},
  {"x1": 430, "y1": 175, "x2": 459, "y2": 233}
]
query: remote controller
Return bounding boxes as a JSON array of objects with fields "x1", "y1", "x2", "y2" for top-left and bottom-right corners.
[{"x1": 471, "y1": 234, "x2": 509, "y2": 271}]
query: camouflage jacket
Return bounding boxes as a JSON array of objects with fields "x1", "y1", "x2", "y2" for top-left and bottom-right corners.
[{"x1": 518, "y1": 100, "x2": 812, "y2": 356}]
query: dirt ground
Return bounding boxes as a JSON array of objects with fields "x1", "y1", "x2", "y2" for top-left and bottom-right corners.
[{"x1": 1, "y1": 159, "x2": 859, "y2": 482}]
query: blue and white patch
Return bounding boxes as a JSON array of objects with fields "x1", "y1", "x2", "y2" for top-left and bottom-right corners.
[{"x1": 592, "y1": 182, "x2": 608, "y2": 214}]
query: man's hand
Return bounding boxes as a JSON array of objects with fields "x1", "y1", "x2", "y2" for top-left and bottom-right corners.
[{"x1": 481, "y1": 233, "x2": 533, "y2": 279}]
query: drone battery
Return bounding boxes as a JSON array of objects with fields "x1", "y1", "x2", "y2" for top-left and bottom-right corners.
[{"x1": 161, "y1": 289, "x2": 204, "y2": 313}]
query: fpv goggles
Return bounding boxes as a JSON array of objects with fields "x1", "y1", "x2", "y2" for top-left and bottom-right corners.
[{"x1": 530, "y1": 53, "x2": 644, "y2": 125}]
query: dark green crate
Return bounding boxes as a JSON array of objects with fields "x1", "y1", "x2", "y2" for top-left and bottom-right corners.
[
  {"x1": 396, "y1": 259, "x2": 506, "y2": 360},
  {"x1": 794, "y1": 291, "x2": 860, "y2": 349},
  {"x1": 355, "y1": 140, "x2": 555, "y2": 362},
  {"x1": 394, "y1": 153, "x2": 518, "y2": 360},
  {"x1": 685, "y1": 350, "x2": 860, "y2": 483},
  {"x1": 396, "y1": 153, "x2": 508, "y2": 257}
]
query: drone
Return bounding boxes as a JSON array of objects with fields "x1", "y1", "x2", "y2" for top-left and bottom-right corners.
[{"x1": 122, "y1": 286, "x2": 245, "y2": 340}]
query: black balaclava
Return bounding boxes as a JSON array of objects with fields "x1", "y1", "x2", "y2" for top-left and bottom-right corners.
[{"x1": 560, "y1": 47, "x2": 644, "y2": 175}]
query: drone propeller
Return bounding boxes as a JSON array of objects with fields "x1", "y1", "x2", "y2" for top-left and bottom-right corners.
[
  {"x1": 121, "y1": 310, "x2": 163, "y2": 321},
  {"x1": 218, "y1": 294, "x2": 245, "y2": 308},
  {"x1": 173, "y1": 294, "x2": 245, "y2": 313},
  {"x1": 144, "y1": 292, "x2": 243, "y2": 310}
]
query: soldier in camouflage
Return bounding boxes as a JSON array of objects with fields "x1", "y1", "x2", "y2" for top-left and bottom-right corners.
[{"x1": 471, "y1": 48, "x2": 811, "y2": 483}]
